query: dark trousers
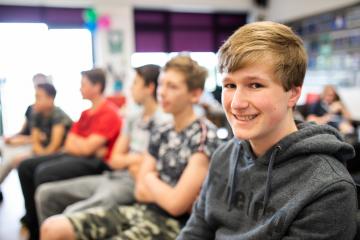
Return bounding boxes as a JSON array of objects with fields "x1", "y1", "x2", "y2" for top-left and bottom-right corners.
[{"x1": 17, "y1": 153, "x2": 110, "y2": 240}]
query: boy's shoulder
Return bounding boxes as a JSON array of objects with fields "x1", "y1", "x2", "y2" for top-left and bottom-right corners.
[
  {"x1": 303, "y1": 153, "x2": 355, "y2": 186},
  {"x1": 209, "y1": 138, "x2": 239, "y2": 166},
  {"x1": 152, "y1": 122, "x2": 174, "y2": 138},
  {"x1": 152, "y1": 109, "x2": 172, "y2": 126},
  {"x1": 213, "y1": 137, "x2": 239, "y2": 154},
  {"x1": 200, "y1": 117, "x2": 218, "y2": 133}
]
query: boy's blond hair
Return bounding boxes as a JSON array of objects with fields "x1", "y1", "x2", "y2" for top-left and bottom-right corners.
[
  {"x1": 218, "y1": 21, "x2": 307, "y2": 91},
  {"x1": 163, "y1": 54, "x2": 208, "y2": 91}
]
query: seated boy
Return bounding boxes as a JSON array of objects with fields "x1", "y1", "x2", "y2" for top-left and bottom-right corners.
[
  {"x1": 0, "y1": 73, "x2": 52, "y2": 201},
  {"x1": 35, "y1": 64, "x2": 168, "y2": 222},
  {"x1": 40, "y1": 55, "x2": 221, "y2": 240},
  {"x1": 0, "y1": 83, "x2": 72, "y2": 194},
  {"x1": 178, "y1": 21, "x2": 357, "y2": 239}
]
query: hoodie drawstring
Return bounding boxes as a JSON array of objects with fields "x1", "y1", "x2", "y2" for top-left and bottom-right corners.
[
  {"x1": 227, "y1": 143, "x2": 241, "y2": 211},
  {"x1": 226, "y1": 144, "x2": 281, "y2": 214},
  {"x1": 262, "y1": 145, "x2": 281, "y2": 216}
]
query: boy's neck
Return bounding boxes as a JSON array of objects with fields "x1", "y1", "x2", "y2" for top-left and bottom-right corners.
[
  {"x1": 90, "y1": 95, "x2": 104, "y2": 111},
  {"x1": 250, "y1": 112, "x2": 298, "y2": 157},
  {"x1": 173, "y1": 105, "x2": 197, "y2": 132},
  {"x1": 43, "y1": 105, "x2": 55, "y2": 116},
  {"x1": 142, "y1": 98, "x2": 158, "y2": 120}
]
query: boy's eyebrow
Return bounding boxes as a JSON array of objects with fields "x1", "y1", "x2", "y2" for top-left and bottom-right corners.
[
  {"x1": 221, "y1": 75, "x2": 266, "y2": 83},
  {"x1": 221, "y1": 76, "x2": 230, "y2": 82}
]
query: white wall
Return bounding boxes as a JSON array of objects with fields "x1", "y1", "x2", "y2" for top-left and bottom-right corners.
[
  {"x1": 267, "y1": 0, "x2": 359, "y2": 22},
  {"x1": 92, "y1": 2, "x2": 134, "y2": 95},
  {"x1": 338, "y1": 87, "x2": 360, "y2": 121}
]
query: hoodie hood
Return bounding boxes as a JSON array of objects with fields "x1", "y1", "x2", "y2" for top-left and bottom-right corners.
[
  {"x1": 254, "y1": 121, "x2": 354, "y2": 166},
  {"x1": 226, "y1": 121, "x2": 355, "y2": 212}
]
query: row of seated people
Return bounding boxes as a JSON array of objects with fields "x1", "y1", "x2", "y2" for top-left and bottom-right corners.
[
  {"x1": 1, "y1": 21, "x2": 359, "y2": 240},
  {"x1": 1, "y1": 55, "x2": 221, "y2": 240}
]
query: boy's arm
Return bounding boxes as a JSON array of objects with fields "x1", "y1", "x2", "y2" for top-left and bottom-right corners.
[
  {"x1": 107, "y1": 134, "x2": 143, "y2": 171},
  {"x1": 177, "y1": 174, "x2": 214, "y2": 240},
  {"x1": 64, "y1": 132, "x2": 107, "y2": 157},
  {"x1": 31, "y1": 127, "x2": 45, "y2": 154},
  {"x1": 144, "y1": 152, "x2": 210, "y2": 217},
  {"x1": 134, "y1": 153, "x2": 157, "y2": 202},
  {"x1": 283, "y1": 181, "x2": 357, "y2": 240},
  {"x1": 41, "y1": 124, "x2": 66, "y2": 154}
]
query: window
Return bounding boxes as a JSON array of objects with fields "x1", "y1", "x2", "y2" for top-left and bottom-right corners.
[
  {"x1": 132, "y1": 52, "x2": 218, "y2": 92},
  {"x1": 0, "y1": 23, "x2": 93, "y2": 135}
]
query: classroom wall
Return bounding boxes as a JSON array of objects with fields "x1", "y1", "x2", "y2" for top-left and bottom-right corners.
[{"x1": 267, "y1": 0, "x2": 359, "y2": 22}]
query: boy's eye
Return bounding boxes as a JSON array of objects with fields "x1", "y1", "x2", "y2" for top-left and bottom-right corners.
[
  {"x1": 223, "y1": 83, "x2": 236, "y2": 89},
  {"x1": 168, "y1": 84, "x2": 177, "y2": 89},
  {"x1": 249, "y1": 83, "x2": 263, "y2": 89}
]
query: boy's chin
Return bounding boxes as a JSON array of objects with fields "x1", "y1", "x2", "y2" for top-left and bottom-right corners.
[
  {"x1": 162, "y1": 109, "x2": 172, "y2": 114},
  {"x1": 231, "y1": 129, "x2": 251, "y2": 141}
]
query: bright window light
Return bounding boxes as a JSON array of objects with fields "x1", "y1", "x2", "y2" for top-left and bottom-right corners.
[
  {"x1": 131, "y1": 52, "x2": 218, "y2": 92},
  {"x1": 47, "y1": 29, "x2": 93, "y2": 121},
  {"x1": 131, "y1": 52, "x2": 169, "y2": 67},
  {"x1": 0, "y1": 23, "x2": 93, "y2": 135}
]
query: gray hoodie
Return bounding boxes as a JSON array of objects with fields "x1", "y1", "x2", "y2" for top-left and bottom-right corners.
[{"x1": 178, "y1": 122, "x2": 357, "y2": 240}]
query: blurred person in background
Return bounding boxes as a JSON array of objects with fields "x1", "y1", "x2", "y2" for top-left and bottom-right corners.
[{"x1": 307, "y1": 84, "x2": 354, "y2": 135}]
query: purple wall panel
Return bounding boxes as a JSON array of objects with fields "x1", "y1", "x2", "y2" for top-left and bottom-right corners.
[
  {"x1": 0, "y1": 5, "x2": 84, "y2": 27},
  {"x1": 171, "y1": 30, "x2": 213, "y2": 52},
  {"x1": 171, "y1": 13, "x2": 212, "y2": 27},
  {"x1": 44, "y1": 8, "x2": 83, "y2": 27},
  {"x1": 136, "y1": 31, "x2": 165, "y2": 52},
  {"x1": 0, "y1": 6, "x2": 42, "y2": 22},
  {"x1": 217, "y1": 15, "x2": 247, "y2": 26},
  {"x1": 134, "y1": 10, "x2": 247, "y2": 52},
  {"x1": 135, "y1": 11, "x2": 165, "y2": 24}
]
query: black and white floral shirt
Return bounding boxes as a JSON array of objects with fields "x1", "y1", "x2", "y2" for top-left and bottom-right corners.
[{"x1": 148, "y1": 118, "x2": 221, "y2": 186}]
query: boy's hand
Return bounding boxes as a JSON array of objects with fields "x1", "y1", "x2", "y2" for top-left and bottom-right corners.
[
  {"x1": 128, "y1": 164, "x2": 141, "y2": 179},
  {"x1": 135, "y1": 181, "x2": 155, "y2": 203},
  {"x1": 95, "y1": 146, "x2": 107, "y2": 159},
  {"x1": 329, "y1": 101, "x2": 342, "y2": 113}
]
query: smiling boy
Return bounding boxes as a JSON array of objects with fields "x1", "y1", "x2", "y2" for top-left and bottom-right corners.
[{"x1": 178, "y1": 21, "x2": 357, "y2": 240}]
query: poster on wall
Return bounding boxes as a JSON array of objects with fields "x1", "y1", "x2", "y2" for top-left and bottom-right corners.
[{"x1": 108, "y1": 30, "x2": 123, "y2": 54}]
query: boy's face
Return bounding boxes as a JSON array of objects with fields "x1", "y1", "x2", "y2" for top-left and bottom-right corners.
[
  {"x1": 131, "y1": 73, "x2": 152, "y2": 105},
  {"x1": 34, "y1": 88, "x2": 53, "y2": 113},
  {"x1": 80, "y1": 76, "x2": 99, "y2": 100},
  {"x1": 157, "y1": 69, "x2": 199, "y2": 115},
  {"x1": 322, "y1": 86, "x2": 336, "y2": 104},
  {"x1": 221, "y1": 61, "x2": 301, "y2": 150}
]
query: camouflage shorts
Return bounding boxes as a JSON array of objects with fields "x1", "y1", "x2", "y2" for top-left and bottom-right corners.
[{"x1": 66, "y1": 204, "x2": 181, "y2": 240}]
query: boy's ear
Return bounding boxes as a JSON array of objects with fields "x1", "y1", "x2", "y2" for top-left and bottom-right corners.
[
  {"x1": 94, "y1": 83, "x2": 102, "y2": 94},
  {"x1": 147, "y1": 82, "x2": 156, "y2": 97},
  {"x1": 190, "y1": 88, "x2": 203, "y2": 104},
  {"x1": 288, "y1": 86, "x2": 302, "y2": 108}
]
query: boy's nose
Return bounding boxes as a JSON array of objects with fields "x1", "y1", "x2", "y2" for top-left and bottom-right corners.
[
  {"x1": 231, "y1": 89, "x2": 249, "y2": 110},
  {"x1": 157, "y1": 87, "x2": 165, "y2": 101}
]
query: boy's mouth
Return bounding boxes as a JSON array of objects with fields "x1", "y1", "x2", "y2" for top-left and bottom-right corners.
[{"x1": 233, "y1": 114, "x2": 258, "y2": 121}]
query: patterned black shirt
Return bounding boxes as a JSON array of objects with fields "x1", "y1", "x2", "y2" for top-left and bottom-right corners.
[{"x1": 148, "y1": 118, "x2": 221, "y2": 187}]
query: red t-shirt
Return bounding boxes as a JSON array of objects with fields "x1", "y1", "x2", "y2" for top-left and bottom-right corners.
[{"x1": 70, "y1": 100, "x2": 122, "y2": 161}]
